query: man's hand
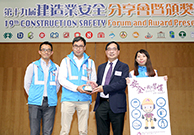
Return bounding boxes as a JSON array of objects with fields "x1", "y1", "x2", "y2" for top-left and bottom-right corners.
[
  {"x1": 91, "y1": 85, "x2": 103, "y2": 94},
  {"x1": 77, "y1": 84, "x2": 92, "y2": 95},
  {"x1": 89, "y1": 81, "x2": 98, "y2": 89}
]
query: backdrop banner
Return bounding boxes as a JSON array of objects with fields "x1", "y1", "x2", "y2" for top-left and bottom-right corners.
[{"x1": 128, "y1": 77, "x2": 171, "y2": 135}]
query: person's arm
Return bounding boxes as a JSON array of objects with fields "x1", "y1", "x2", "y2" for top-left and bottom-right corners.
[
  {"x1": 126, "y1": 71, "x2": 133, "y2": 84},
  {"x1": 55, "y1": 65, "x2": 61, "y2": 93},
  {"x1": 58, "y1": 58, "x2": 79, "y2": 92},
  {"x1": 24, "y1": 63, "x2": 34, "y2": 95},
  {"x1": 154, "y1": 69, "x2": 168, "y2": 81},
  {"x1": 154, "y1": 69, "x2": 158, "y2": 77}
]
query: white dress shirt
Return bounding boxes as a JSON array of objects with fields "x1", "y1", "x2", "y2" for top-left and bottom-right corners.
[{"x1": 100, "y1": 59, "x2": 118, "y2": 98}]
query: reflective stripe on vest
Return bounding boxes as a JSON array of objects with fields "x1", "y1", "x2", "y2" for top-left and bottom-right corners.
[
  {"x1": 66, "y1": 57, "x2": 92, "y2": 81},
  {"x1": 34, "y1": 64, "x2": 57, "y2": 86},
  {"x1": 34, "y1": 65, "x2": 44, "y2": 85}
]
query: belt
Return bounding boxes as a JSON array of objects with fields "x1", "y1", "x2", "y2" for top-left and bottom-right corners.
[
  {"x1": 43, "y1": 97, "x2": 48, "y2": 100},
  {"x1": 100, "y1": 97, "x2": 109, "y2": 102}
]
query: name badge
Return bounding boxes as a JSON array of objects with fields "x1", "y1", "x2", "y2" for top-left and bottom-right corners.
[{"x1": 115, "y1": 71, "x2": 122, "y2": 76}]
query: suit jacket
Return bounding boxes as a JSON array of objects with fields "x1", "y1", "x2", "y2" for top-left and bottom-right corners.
[{"x1": 93, "y1": 60, "x2": 129, "y2": 113}]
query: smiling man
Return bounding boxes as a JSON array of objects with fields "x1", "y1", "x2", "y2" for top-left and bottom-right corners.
[
  {"x1": 24, "y1": 41, "x2": 60, "y2": 135},
  {"x1": 92, "y1": 41, "x2": 129, "y2": 135},
  {"x1": 58, "y1": 36, "x2": 97, "y2": 135}
]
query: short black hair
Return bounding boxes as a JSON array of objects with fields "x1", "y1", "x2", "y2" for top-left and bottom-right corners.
[
  {"x1": 72, "y1": 36, "x2": 86, "y2": 46},
  {"x1": 105, "y1": 41, "x2": 120, "y2": 50},
  {"x1": 39, "y1": 41, "x2": 53, "y2": 51}
]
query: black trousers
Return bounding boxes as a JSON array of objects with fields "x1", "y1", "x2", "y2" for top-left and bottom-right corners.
[{"x1": 95, "y1": 99, "x2": 125, "y2": 135}]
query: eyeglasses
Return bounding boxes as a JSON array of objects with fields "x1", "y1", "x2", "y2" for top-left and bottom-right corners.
[
  {"x1": 73, "y1": 45, "x2": 85, "y2": 49},
  {"x1": 40, "y1": 48, "x2": 52, "y2": 53},
  {"x1": 106, "y1": 47, "x2": 118, "y2": 51}
]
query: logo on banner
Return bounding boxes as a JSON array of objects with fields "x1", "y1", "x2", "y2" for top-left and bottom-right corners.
[
  {"x1": 156, "y1": 97, "x2": 168, "y2": 129},
  {"x1": 63, "y1": 32, "x2": 69, "y2": 38},
  {"x1": 169, "y1": 31, "x2": 175, "y2": 38},
  {"x1": 109, "y1": 32, "x2": 115, "y2": 39},
  {"x1": 74, "y1": 32, "x2": 81, "y2": 37},
  {"x1": 145, "y1": 32, "x2": 153, "y2": 39},
  {"x1": 17, "y1": 32, "x2": 24, "y2": 39},
  {"x1": 39, "y1": 32, "x2": 45, "y2": 39},
  {"x1": 179, "y1": 31, "x2": 186, "y2": 38},
  {"x1": 133, "y1": 32, "x2": 139, "y2": 38},
  {"x1": 157, "y1": 31, "x2": 165, "y2": 38},
  {"x1": 50, "y1": 32, "x2": 59, "y2": 38},
  {"x1": 190, "y1": 32, "x2": 194, "y2": 38},
  {"x1": 28, "y1": 32, "x2": 34, "y2": 39},
  {"x1": 120, "y1": 31, "x2": 127, "y2": 38},
  {"x1": 97, "y1": 32, "x2": 105, "y2": 38},
  {"x1": 3, "y1": 32, "x2": 13, "y2": 39},
  {"x1": 85, "y1": 31, "x2": 93, "y2": 39}
]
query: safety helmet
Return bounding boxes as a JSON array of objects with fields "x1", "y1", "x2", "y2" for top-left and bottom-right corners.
[{"x1": 142, "y1": 98, "x2": 154, "y2": 105}]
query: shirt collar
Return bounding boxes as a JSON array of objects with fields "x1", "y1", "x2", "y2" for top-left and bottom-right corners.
[
  {"x1": 107, "y1": 59, "x2": 118, "y2": 67},
  {"x1": 40, "y1": 58, "x2": 51, "y2": 66},
  {"x1": 73, "y1": 54, "x2": 84, "y2": 61},
  {"x1": 138, "y1": 65, "x2": 147, "y2": 71}
]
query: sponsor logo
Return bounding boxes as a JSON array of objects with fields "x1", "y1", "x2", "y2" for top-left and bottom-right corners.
[
  {"x1": 74, "y1": 32, "x2": 81, "y2": 37},
  {"x1": 50, "y1": 32, "x2": 59, "y2": 38},
  {"x1": 132, "y1": 32, "x2": 139, "y2": 38},
  {"x1": 17, "y1": 32, "x2": 24, "y2": 39},
  {"x1": 179, "y1": 31, "x2": 186, "y2": 38},
  {"x1": 3, "y1": 32, "x2": 13, "y2": 39},
  {"x1": 109, "y1": 32, "x2": 115, "y2": 39},
  {"x1": 190, "y1": 32, "x2": 194, "y2": 38},
  {"x1": 85, "y1": 31, "x2": 93, "y2": 39},
  {"x1": 157, "y1": 31, "x2": 165, "y2": 38},
  {"x1": 28, "y1": 32, "x2": 34, "y2": 39},
  {"x1": 63, "y1": 32, "x2": 70, "y2": 38},
  {"x1": 145, "y1": 32, "x2": 153, "y2": 39},
  {"x1": 39, "y1": 32, "x2": 45, "y2": 38},
  {"x1": 169, "y1": 31, "x2": 175, "y2": 38},
  {"x1": 97, "y1": 32, "x2": 105, "y2": 38},
  {"x1": 120, "y1": 31, "x2": 127, "y2": 38}
]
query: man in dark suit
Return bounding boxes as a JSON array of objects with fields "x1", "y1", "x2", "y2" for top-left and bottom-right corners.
[{"x1": 92, "y1": 41, "x2": 129, "y2": 135}]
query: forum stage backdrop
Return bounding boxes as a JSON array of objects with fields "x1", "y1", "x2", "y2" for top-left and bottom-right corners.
[{"x1": 1, "y1": 0, "x2": 194, "y2": 42}]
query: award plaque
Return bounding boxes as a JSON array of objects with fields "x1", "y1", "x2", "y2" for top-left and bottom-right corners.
[{"x1": 84, "y1": 68, "x2": 93, "y2": 92}]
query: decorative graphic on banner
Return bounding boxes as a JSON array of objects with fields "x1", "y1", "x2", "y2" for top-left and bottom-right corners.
[
  {"x1": 120, "y1": 31, "x2": 127, "y2": 39},
  {"x1": 1, "y1": 0, "x2": 194, "y2": 42},
  {"x1": 128, "y1": 77, "x2": 171, "y2": 135},
  {"x1": 63, "y1": 32, "x2": 70, "y2": 38},
  {"x1": 133, "y1": 32, "x2": 139, "y2": 38},
  {"x1": 39, "y1": 32, "x2": 45, "y2": 39},
  {"x1": 3, "y1": 32, "x2": 12, "y2": 39},
  {"x1": 28, "y1": 32, "x2": 34, "y2": 39}
]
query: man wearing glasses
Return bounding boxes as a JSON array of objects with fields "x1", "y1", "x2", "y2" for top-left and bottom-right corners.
[
  {"x1": 92, "y1": 41, "x2": 129, "y2": 135},
  {"x1": 24, "y1": 41, "x2": 60, "y2": 135},
  {"x1": 58, "y1": 36, "x2": 97, "y2": 135}
]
